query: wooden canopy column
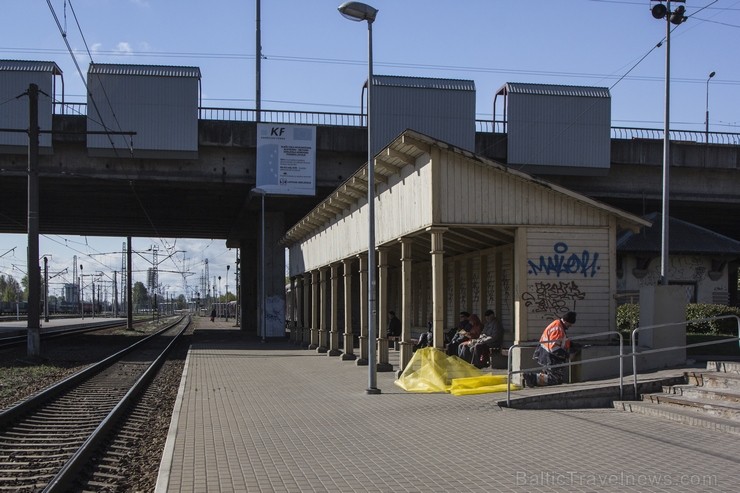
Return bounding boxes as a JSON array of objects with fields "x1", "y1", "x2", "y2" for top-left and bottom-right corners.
[
  {"x1": 309, "y1": 270, "x2": 319, "y2": 350},
  {"x1": 428, "y1": 227, "x2": 447, "y2": 348},
  {"x1": 328, "y1": 263, "x2": 341, "y2": 356},
  {"x1": 399, "y1": 237, "x2": 414, "y2": 372},
  {"x1": 317, "y1": 266, "x2": 329, "y2": 353},
  {"x1": 302, "y1": 272, "x2": 311, "y2": 348},
  {"x1": 290, "y1": 276, "x2": 298, "y2": 344},
  {"x1": 376, "y1": 247, "x2": 393, "y2": 372},
  {"x1": 356, "y1": 254, "x2": 369, "y2": 366},
  {"x1": 341, "y1": 258, "x2": 356, "y2": 361}
]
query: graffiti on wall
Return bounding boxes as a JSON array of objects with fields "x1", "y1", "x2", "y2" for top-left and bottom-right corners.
[
  {"x1": 528, "y1": 242, "x2": 602, "y2": 278},
  {"x1": 522, "y1": 281, "x2": 585, "y2": 318}
]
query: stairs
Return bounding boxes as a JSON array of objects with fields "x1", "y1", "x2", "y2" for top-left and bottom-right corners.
[{"x1": 614, "y1": 361, "x2": 740, "y2": 435}]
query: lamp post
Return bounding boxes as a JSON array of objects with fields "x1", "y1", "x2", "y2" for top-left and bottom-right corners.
[
  {"x1": 705, "y1": 70, "x2": 715, "y2": 143},
  {"x1": 338, "y1": 1, "x2": 380, "y2": 394},
  {"x1": 650, "y1": 0, "x2": 687, "y2": 285},
  {"x1": 218, "y1": 275, "x2": 222, "y2": 318}
]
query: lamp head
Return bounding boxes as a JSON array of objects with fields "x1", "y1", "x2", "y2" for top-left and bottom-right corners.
[
  {"x1": 670, "y1": 5, "x2": 687, "y2": 25},
  {"x1": 709, "y1": 71, "x2": 716, "y2": 79},
  {"x1": 338, "y1": 1, "x2": 378, "y2": 23},
  {"x1": 651, "y1": 3, "x2": 667, "y2": 19}
]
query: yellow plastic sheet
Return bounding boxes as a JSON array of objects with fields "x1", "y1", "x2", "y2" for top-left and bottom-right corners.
[{"x1": 394, "y1": 347, "x2": 520, "y2": 394}]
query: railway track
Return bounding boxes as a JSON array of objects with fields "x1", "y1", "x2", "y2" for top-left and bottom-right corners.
[
  {"x1": 0, "y1": 319, "x2": 135, "y2": 351},
  {"x1": 0, "y1": 315, "x2": 190, "y2": 492}
]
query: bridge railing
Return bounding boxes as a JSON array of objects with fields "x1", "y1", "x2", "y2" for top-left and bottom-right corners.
[{"x1": 53, "y1": 102, "x2": 739, "y2": 145}]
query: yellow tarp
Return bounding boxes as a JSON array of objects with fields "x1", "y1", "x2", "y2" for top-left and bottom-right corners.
[{"x1": 394, "y1": 347, "x2": 521, "y2": 394}]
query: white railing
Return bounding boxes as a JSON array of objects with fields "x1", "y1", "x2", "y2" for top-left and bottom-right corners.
[
  {"x1": 507, "y1": 330, "x2": 625, "y2": 407},
  {"x1": 505, "y1": 315, "x2": 740, "y2": 408},
  {"x1": 630, "y1": 314, "x2": 740, "y2": 397}
]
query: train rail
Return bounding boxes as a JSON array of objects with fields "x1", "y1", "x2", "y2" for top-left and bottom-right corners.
[
  {"x1": 0, "y1": 314, "x2": 190, "y2": 492},
  {"x1": 0, "y1": 318, "x2": 152, "y2": 350}
]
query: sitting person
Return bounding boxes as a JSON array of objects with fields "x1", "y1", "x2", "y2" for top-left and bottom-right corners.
[
  {"x1": 456, "y1": 314, "x2": 483, "y2": 363},
  {"x1": 470, "y1": 309, "x2": 504, "y2": 368},
  {"x1": 523, "y1": 311, "x2": 578, "y2": 387},
  {"x1": 445, "y1": 311, "x2": 471, "y2": 354},
  {"x1": 413, "y1": 317, "x2": 434, "y2": 351}
]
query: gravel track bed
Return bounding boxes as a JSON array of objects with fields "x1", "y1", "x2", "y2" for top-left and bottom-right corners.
[{"x1": 0, "y1": 320, "x2": 190, "y2": 492}]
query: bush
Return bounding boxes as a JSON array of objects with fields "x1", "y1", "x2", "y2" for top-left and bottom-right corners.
[
  {"x1": 616, "y1": 303, "x2": 740, "y2": 335},
  {"x1": 616, "y1": 303, "x2": 640, "y2": 334}
]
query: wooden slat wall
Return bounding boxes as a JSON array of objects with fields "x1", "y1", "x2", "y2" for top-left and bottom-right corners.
[
  {"x1": 292, "y1": 156, "x2": 433, "y2": 273},
  {"x1": 521, "y1": 227, "x2": 612, "y2": 339},
  {"x1": 436, "y1": 151, "x2": 612, "y2": 228}
]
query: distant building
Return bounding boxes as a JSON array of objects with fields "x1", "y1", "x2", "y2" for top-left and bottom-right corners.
[{"x1": 617, "y1": 213, "x2": 740, "y2": 306}]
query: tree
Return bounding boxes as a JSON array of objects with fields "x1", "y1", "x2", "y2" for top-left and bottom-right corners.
[
  {"x1": 132, "y1": 281, "x2": 148, "y2": 311},
  {"x1": 0, "y1": 274, "x2": 23, "y2": 303}
]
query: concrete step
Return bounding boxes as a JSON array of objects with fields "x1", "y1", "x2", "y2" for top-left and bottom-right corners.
[
  {"x1": 685, "y1": 370, "x2": 740, "y2": 392},
  {"x1": 614, "y1": 400, "x2": 740, "y2": 436},
  {"x1": 665, "y1": 384, "x2": 740, "y2": 405},
  {"x1": 641, "y1": 392, "x2": 740, "y2": 422},
  {"x1": 706, "y1": 360, "x2": 740, "y2": 374}
]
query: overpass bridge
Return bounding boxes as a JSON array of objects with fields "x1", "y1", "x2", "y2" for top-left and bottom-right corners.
[
  {"x1": 1, "y1": 107, "x2": 739, "y2": 335},
  {"x1": 2, "y1": 107, "x2": 738, "y2": 241}
]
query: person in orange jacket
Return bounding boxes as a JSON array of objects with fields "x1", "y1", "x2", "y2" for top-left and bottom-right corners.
[{"x1": 524, "y1": 311, "x2": 576, "y2": 387}]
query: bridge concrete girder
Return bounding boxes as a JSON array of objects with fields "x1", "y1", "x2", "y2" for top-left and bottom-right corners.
[{"x1": 1, "y1": 117, "x2": 739, "y2": 245}]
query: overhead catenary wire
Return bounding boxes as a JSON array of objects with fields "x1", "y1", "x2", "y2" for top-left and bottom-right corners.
[{"x1": 45, "y1": 0, "x2": 131, "y2": 157}]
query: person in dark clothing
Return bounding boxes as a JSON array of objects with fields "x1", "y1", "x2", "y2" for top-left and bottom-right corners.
[
  {"x1": 457, "y1": 313, "x2": 483, "y2": 362},
  {"x1": 524, "y1": 311, "x2": 577, "y2": 387},
  {"x1": 387, "y1": 311, "x2": 401, "y2": 338},
  {"x1": 470, "y1": 309, "x2": 504, "y2": 368}
]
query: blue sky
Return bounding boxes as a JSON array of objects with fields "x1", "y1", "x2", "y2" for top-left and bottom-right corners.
[{"x1": 1, "y1": 0, "x2": 738, "y2": 299}]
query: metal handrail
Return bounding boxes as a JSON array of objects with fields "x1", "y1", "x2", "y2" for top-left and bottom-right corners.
[
  {"x1": 630, "y1": 314, "x2": 740, "y2": 397},
  {"x1": 506, "y1": 330, "x2": 624, "y2": 407},
  {"x1": 50, "y1": 102, "x2": 740, "y2": 145}
]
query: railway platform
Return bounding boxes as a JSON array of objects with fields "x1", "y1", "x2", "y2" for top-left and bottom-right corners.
[{"x1": 156, "y1": 317, "x2": 740, "y2": 492}]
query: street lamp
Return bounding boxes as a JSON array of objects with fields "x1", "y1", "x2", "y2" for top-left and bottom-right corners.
[
  {"x1": 218, "y1": 275, "x2": 222, "y2": 317},
  {"x1": 705, "y1": 70, "x2": 715, "y2": 143},
  {"x1": 338, "y1": 1, "x2": 380, "y2": 394},
  {"x1": 650, "y1": 0, "x2": 687, "y2": 285}
]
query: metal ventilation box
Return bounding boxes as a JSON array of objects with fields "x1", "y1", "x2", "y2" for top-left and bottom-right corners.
[
  {"x1": 369, "y1": 75, "x2": 476, "y2": 155},
  {"x1": 0, "y1": 60, "x2": 61, "y2": 153},
  {"x1": 497, "y1": 83, "x2": 611, "y2": 175},
  {"x1": 86, "y1": 64, "x2": 201, "y2": 158}
]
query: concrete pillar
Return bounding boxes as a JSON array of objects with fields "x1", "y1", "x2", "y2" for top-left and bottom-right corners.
[
  {"x1": 376, "y1": 247, "x2": 393, "y2": 372},
  {"x1": 638, "y1": 285, "x2": 687, "y2": 369},
  {"x1": 264, "y1": 211, "x2": 286, "y2": 338},
  {"x1": 399, "y1": 237, "x2": 414, "y2": 374},
  {"x1": 309, "y1": 270, "x2": 319, "y2": 350},
  {"x1": 428, "y1": 227, "x2": 447, "y2": 348},
  {"x1": 342, "y1": 258, "x2": 356, "y2": 360},
  {"x1": 317, "y1": 266, "x2": 329, "y2": 353},
  {"x1": 328, "y1": 263, "x2": 341, "y2": 356},
  {"x1": 302, "y1": 272, "x2": 311, "y2": 348},
  {"x1": 241, "y1": 242, "x2": 258, "y2": 336},
  {"x1": 356, "y1": 254, "x2": 369, "y2": 366}
]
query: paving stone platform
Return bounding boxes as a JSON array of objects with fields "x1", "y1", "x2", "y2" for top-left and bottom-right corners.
[{"x1": 156, "y1": 317, "x2": 740, "y2": 492}]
